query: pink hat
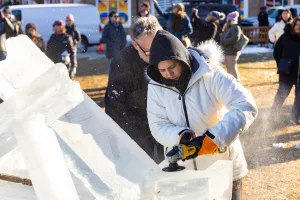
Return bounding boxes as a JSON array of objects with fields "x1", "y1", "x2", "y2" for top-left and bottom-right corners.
[
  {"x1": 227, "y1": 11, "x2": 239, "y2": 22},
  {"x1": 66, "y1": 14, "x2": 74, "y2": 21}
]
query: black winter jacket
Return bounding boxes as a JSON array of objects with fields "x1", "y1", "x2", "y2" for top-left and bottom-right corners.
[
  {"x1": 5, "y1": 17, "x2": 23, "y2": 39},
  {"x1": 273, "y1": 24, "x2": 300, "y2": 83},
  {"x1": 100, "y1": 20, "x2": 127, "y2": 59},
  {"x1": 258, "y1": 11, "x2": 269, "y2": 27},
  {"x1": 28, "y1": 35, "x2": 46, "y2": 52},
  {"x1": 66, "y1": 25, "x2": 81, "y2": 45},
  {"x1": 0, "y1": 17, "x2": 16, "y2": 53},
  {"x1": 46, "y1": 33, "x2": 76, "y2": 67},
  {"x1": 105, "y1": 45, "x2": 164, "y2": 163},
  {"x1": 191, "y1": 13, "x2": 221, "y2": 45}
]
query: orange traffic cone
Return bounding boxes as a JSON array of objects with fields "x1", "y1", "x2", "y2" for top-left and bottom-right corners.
[{"x1": 97, "y1": 43, "x2": 104, "y2": 52}]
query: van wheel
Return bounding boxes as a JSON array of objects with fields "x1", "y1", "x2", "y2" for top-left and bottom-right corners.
[{"x1": 77, "y1": 37, "x2": 88, "y2": 53}]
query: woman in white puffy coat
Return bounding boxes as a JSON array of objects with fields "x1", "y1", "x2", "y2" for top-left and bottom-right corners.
[
  {"x1": 146, "y1": 30, "x2": 258, "y2": 200},
  {"x1": 268, "y1": 9, "x2": 293, "y2": 43}
]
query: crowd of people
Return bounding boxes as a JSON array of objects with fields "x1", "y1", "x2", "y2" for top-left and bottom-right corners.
[
  {"x1": 102, "y1": 2, "x2": 300, "y2": 200},
  {"x1": 0, "y1": 6, "x2": 80, "y2": 79},
  {"x1": 0, "y1": 2, "x2": 299, "y2": 199}
]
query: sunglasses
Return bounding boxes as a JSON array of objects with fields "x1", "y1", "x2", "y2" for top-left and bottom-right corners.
[{"x1": 134, "y1": 40, "x2": 150, "y2": 56}]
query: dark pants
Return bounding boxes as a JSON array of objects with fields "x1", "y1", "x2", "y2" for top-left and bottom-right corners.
[
  {"x1": 107, "y1": 58, "x2": 114, "y2": 73},
  {"x1": 273, "y1": 76, "x2": 300, "y2": 119},
  {"x1": 232, "y1": 179, "x2": 242, "y2": 200},
  {"x1": 0, "y1": 51, "x2": 7, "y2": 61}
]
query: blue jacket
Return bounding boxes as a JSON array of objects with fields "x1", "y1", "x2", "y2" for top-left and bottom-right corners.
[{"x1": 154, "y1": 2, "x2": 192, "y2": 40}]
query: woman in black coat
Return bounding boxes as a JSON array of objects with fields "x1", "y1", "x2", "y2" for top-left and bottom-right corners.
[
  {"x1": 191, "y1": 9, "x2": 225, "y2": 45},
  {"x1": 273, "y1": 16, "x2": 300, "y2": 124},
  {"x1": 46, "y1": 20, "x2": 76, "y2": 78}
]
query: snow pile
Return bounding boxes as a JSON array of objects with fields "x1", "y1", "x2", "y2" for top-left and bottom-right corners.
[{"x1": 241, "y1": 45, "x2": 273, "y2": 54}]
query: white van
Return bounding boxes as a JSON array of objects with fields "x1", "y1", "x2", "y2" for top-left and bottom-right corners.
[{"x1": 5, "y1": 4, "x2": 102, "y2": 53}]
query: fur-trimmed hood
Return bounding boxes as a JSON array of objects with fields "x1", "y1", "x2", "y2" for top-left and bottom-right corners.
[{"x1": 193, "y1": 39, "x2": 224, "y2": 67}]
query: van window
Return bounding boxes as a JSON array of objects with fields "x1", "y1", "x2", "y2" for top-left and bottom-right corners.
[
  {"x1": 268, "y1": 9, "x2": 278, "y2": 19},
  {"x1": 12, "y1": 10, "x2": 22, "y2": 21}
]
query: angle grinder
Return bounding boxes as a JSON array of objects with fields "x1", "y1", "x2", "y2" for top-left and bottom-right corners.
[
  {"x1": 162, "y1": 144, "x2": 186, "y2": 172},
  {"x1": 162, "y1": 142, "x2": 227, "y2": 172}
]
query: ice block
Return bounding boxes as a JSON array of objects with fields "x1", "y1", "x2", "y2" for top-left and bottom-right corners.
[
  {"x1": 0, "y1": 63, "x2": 83, "y2": 200},
  {"x1": 0, "y1": 35, "x2": 161, "y2": 199}
]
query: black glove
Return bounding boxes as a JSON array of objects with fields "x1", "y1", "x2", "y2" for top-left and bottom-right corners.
[{"x1": 178, "y1": 130, "x2": 195, "y2": 145}]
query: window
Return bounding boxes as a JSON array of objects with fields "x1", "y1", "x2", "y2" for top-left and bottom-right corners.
[
  {"x1": 267, "y1": 9, "x2": 278, "y2": 19},
  {"x1": 12, "y1": 10, "x2": 22, "y2": 21}
]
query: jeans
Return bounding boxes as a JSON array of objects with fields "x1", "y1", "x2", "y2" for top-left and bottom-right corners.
[{"x1": 0, "y1": 52, "x2": 7, "y2": 61}]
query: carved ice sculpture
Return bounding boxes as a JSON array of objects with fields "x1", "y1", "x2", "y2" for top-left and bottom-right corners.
[
  {"x1": 0, "y1": 36, "x2": 233, "y2": 200},
  {"x1": 0, "y1": 35, "x2": 161, "y2": 200}
]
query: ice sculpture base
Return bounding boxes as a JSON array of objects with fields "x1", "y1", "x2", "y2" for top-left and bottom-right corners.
[{"x1": 141, "y1": 160, "x2": 233, "y2": 200}]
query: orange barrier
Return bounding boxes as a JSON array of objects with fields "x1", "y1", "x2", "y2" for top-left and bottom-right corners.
[{"x1": 97, "y1": 43, "x2": 105, "y2": 52}]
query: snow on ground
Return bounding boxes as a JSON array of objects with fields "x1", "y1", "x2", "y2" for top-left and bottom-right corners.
[{"x1": 241, "y1": 45, "x2": 273, "y2": 55}]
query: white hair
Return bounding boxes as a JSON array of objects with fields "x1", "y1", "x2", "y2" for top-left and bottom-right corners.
[{"x1": 130, "y1": 15, "x2": 162, "y2": 40}]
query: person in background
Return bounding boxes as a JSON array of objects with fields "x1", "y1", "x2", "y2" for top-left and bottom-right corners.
[
  {"x1": 100, "y1": 11, "x2": 127, "y2": 72},
  {"x1": 191, "y1": 9, "x2": 225, "y2": 45},
  {"x1": 0, "y1": 12, "x2": 6, "y2": 61},
  {"x1": 0, "y1": 10, "x2": 16, "y2": 61},
  {"x1": 65, "y1": 14, "x2": 81, "y2": 79},
  {"x1": 268, "y1": 9, "x2": 293, "y2": 44},
  {"x1": 258, "y1": 6, "x2": 269, "y2": 27},
  {"x1": 146, "y1": 30, "x2": 257, "y2": 200},
  {"x1": 152, "y1": 0, "x2": 192, "y2": 45},
  {"x1": 272, "y1": 16, "x2": 300, "y2": 125},
  {"x1": 46, "y1": 20, "x2": 76, "y2": 79},
  {"x1": 2, "y1": 6, "x2": 23, "y2": 38},
  {"x1": 220, "y1": 11, "x2": 242, "y2": 82},
  {"x1": 105, "y1": 16, "x2": 164, "y2": 164},
  {"x1": 137, "y1": 0, "x2": 150, "y2": 17},
  {"x1": 25, "y1": 23, "x2": 45, "y2": 53}
]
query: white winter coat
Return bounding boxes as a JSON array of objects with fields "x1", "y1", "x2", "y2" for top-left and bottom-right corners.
[
  {"x1": 147, "y1": 46, "x2": 258, "y2": 180},
  {"x1": 268, "y1": 20, "x2": 286, "y2": 43}
]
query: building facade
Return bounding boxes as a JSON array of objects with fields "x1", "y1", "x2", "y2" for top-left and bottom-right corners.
[
  {"x1": 154, "y1": 0, "x2": 300, "y2": 18},
  {"x1": 223, "y1": 0, "x2": 299, "y2": 17}
]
